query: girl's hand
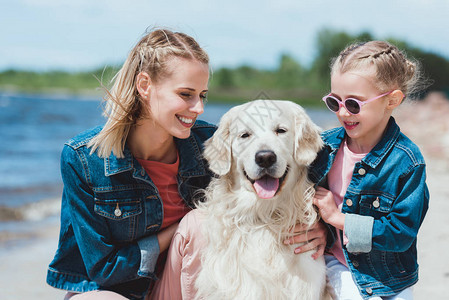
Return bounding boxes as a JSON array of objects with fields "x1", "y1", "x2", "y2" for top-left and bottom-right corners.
[
  {"x1": 284, "y1": 221, "x2": 328, "y2": 259},
  {"x1": 313, "y1": 186, "x2": 345, "y2": 230},
  {"x1": 157, "y1": 222, "x2": 179, "y2": 253}
]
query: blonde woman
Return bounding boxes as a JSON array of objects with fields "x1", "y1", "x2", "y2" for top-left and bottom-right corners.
[{"x1": 46, "y1": 28, "x2": 213, "y2": 299}]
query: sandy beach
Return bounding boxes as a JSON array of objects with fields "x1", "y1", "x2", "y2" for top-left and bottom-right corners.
[{"x1": 1, "y1": 93, "x2": 448, "y2": 299}]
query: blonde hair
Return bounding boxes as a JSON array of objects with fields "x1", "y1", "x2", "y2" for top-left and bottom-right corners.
[
  {"x1": 331, "y1": 41, "x2": 422, "y2": 97},
  {"x1": 88, "y1": 28, "x2": 209, "y2": 158}
]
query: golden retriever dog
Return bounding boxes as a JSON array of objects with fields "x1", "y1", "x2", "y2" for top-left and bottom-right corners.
[{"x1": 194, "y1": 100, "x2": 327, "y2": 299}]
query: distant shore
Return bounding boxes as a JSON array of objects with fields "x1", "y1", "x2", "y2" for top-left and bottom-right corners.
[{"x1": 0, "y1": 88, "x2": 103, "y2": 101}]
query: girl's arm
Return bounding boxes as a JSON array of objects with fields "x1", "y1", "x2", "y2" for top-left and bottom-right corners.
[
  {"x1": 344, "y1": 164, "x2": 428, "y2": 253},
  {"x1": 313, "y1": 186, "x2": 345, "y2": 230},
  {"x1": 369, "y1": 164, "x2": 429, "y2": 252}
]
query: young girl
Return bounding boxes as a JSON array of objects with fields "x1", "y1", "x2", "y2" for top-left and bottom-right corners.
[
  {"x1": 46, "y1": 28, "x2": 214, "y2": 299},
  {"x1": 311, "y1": 41, "x2": 430, "y2": 299}
]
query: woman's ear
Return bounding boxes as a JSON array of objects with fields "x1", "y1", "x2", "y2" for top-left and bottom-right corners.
[
  {"x1": 136, "y1": 72, "x2": 151, "y2": 98},
  {"x1": 387, "y1": 90, "x2": 404, "y2": 109}
]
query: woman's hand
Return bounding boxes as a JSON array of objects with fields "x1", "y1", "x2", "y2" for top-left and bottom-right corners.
[
  {"x1": 157, "y1": 222, "x2": 179, "y2": 253},
  {"x1": 313, "y1": 186, "x2": 345, "y2": 230},
  {"x1": 284, "y1": 221, "x2": 328, "y2": 260}
]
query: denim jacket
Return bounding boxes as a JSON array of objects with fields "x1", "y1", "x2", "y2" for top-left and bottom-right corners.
[
  {"x1": 47, "y1": 120, "x2": 216, "y2": 299},
  {"x1": 309, "y1": 117, "x2": 429, "y2": 299}
]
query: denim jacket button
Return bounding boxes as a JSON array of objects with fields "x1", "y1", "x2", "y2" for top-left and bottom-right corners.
[
  {"x1": 358, "y1": 168, "x2": 366, "y2": 175},
  {"x1": 352, "y1": 260, "x2": 359, "y2": 268},
  {"x1": 373, "y1": 198, "x2": 380, "y2": 208},
  {"x1": 365, "y1": 287, "x2": 373, "y2": 295},
  {"x1": 346, "y1": 199, "x2": 353, "y2": 207},
  {"x1": 114, "y1": 203, "x2": 122, "y2": 217}
]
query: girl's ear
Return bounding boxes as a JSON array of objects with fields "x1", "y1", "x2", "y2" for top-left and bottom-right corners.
[
  {"x1": 387, "y1": 90, "x2": 404, "y2": 109},
  {"x1": 136, "y1": 72, "x2": 151, "y2": 98}
]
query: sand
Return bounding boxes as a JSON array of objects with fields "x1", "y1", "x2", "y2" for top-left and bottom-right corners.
[{"x1": 1, "y1": 93, "x2": 448, "y2": 299}]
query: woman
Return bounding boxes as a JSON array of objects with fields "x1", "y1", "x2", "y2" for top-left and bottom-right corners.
[{"x1": 47, "y1": 28, "x2": 213, "y2": 299}]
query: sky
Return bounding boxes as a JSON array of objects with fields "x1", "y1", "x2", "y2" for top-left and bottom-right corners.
[{"x1": 1, "y1": 0, "x2": 449, "y2": 72}]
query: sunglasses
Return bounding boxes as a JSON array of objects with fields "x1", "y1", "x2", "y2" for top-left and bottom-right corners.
[{"x1": 322, "y1": 91, "x2": 393, "y2": 115}]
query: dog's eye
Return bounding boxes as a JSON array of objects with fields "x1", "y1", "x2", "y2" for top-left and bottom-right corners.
[
  {"x1": 275, "y1": 128, "x2": 287, "y2": 135},
  {"x1": 240, "y1": 132, "x2": 251, "y2": 138}
]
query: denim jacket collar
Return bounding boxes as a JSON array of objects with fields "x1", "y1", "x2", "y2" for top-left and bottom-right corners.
[
  {"x1": 363, "y1": 117, "x2": 400, "y2": 168},
  {"x1": 324, "y1": 117, "x2": 400, "y2": 169},
  {"x1": 105, "y1": 147, "x2": 134, "y2": 176},
  {"x1": 175, "y1": 135, "x2": 208, "y2": 177},
  {"x1": 104, "y1": 135, "x2": 207, "y2": 177}
]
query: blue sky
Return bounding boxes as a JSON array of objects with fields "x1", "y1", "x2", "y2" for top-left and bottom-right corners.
[{"x1": 1, "y1": 0, "x2": 448, "y2": 72}]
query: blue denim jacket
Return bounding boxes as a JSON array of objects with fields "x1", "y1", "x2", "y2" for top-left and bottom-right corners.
[
  {"x1": 309, "y1": 117, "x2": 429, "y2": 299},
  {"x1": 47, "y1": 120, "x2": 216, "y2": 299}
]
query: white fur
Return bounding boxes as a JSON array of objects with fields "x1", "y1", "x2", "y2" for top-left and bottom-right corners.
[{"x1": 195, "y1": 100, "x2": 327, "y2": 299}]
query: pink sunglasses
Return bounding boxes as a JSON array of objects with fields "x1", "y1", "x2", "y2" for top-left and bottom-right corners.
[{"x1": 322, "y1": 91, "x2": 394, "y2": 115}]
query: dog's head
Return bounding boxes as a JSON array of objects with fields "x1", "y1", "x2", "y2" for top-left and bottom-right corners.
[{"x1": 204, "y1": 100, "x2": 323, "y2": 200}]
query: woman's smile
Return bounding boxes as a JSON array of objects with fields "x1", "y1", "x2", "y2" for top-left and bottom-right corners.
[{"x1": 176, "y1": 114, "x2": 196, "y2": 128}]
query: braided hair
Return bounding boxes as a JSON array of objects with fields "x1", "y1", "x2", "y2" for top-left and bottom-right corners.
[
  {"x1": 88, "y1": 28, "x2": 209, "y2": 158},
  {"x1": 331, "y1": 41, "x2": 421, "y2": 98}
]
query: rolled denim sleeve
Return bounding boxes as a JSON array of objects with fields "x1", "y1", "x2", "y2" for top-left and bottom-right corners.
[
  {"x1": 137, "y1": 235, "x2": 160, "y2": 277},
  {"x1": 344, "y1": 213, "x2": 374, "y2": 253}
]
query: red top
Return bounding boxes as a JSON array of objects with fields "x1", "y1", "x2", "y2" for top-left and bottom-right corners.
[{"x1": 137, "y1": 154, "x2": 190, "y2": 229}]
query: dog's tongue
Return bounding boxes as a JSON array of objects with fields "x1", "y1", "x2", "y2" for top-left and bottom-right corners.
[{"x1": 253, "y1": 176, "x2": 279, "y2": 199}]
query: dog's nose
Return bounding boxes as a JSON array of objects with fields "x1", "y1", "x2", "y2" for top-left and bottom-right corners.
[{"x1": 255, "y1": 150, "x2": 277, "y2": 168}]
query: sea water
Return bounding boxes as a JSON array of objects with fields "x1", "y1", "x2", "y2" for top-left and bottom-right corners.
[{"x1": 0, "y1": 92, "x2": 336, "y2": 222}]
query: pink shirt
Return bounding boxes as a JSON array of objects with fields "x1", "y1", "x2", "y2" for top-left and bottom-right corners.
[{"x1": 327, "y1": 139, "x2": 367, "y2": 266}]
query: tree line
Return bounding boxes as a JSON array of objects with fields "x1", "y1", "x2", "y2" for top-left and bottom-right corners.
[{"x1": 1, "y1": 29, "x2": 448, "y2": 106}]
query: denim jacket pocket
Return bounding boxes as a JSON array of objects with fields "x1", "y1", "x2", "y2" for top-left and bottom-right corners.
[
  {"x1": 94, "y1": 192, "x2": 143, "y2": 241},
  {"x1": 359, "y1": 194, "x2": 394, "y2": 217}
]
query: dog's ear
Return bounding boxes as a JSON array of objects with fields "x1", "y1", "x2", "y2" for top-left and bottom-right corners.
[
  {"x1": 293, "y1": 106, "x2": 324, "y2": 166},
  {"x1": 203, "y1": 110, "x2": 233, "y2": 175}
]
